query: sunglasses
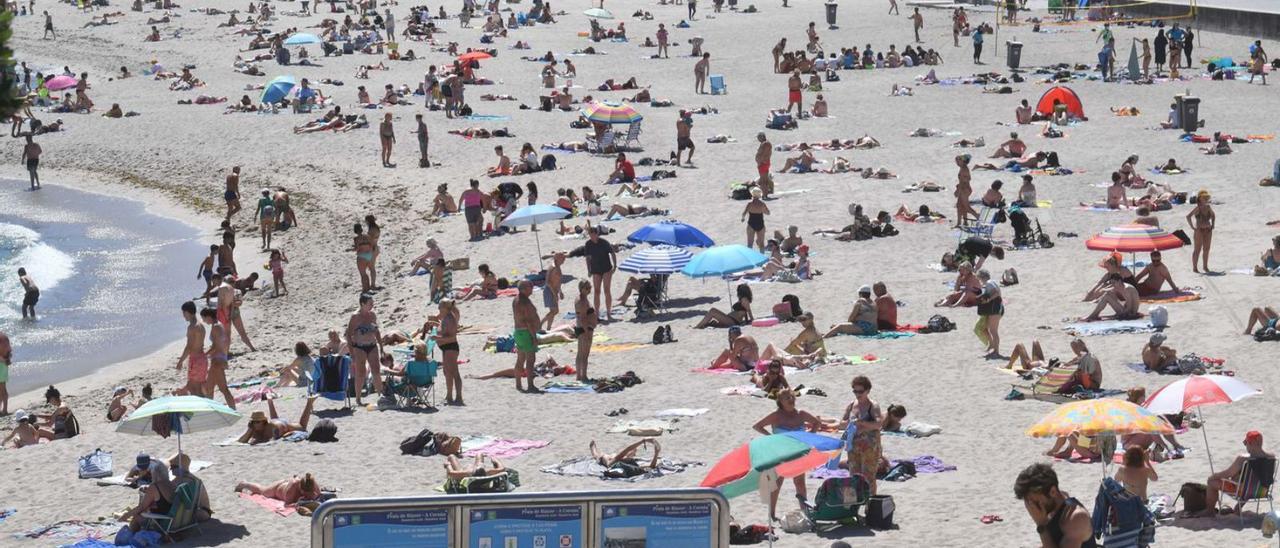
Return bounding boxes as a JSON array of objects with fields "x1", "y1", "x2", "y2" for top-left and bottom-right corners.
[{"x1": 852, "y1": 388, "x2": 867, "y2": 395}]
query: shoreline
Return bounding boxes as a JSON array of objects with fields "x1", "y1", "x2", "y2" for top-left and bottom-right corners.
[{"x1": 0, "y1": 166, "x2": 238, "y2": 405}]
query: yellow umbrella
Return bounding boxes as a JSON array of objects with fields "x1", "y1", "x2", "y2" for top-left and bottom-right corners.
[{"x1": 1026, "y1": 399, "x2": 1173, "y2": 439}]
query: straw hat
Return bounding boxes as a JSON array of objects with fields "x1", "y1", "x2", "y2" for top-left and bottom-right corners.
[{"x1": 249, "y1": 411, "x2": 269, "y2": 423}]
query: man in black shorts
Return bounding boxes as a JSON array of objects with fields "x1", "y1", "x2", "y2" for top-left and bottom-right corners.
[
  {"x1": 575, "y1": 226, "x2": 617, "y2": 321},
  {"x1": 19, "y1": 268, "x2": 39, "y2": 320},
  {"x1": 675, "y1": 111, "x2": 695, "y2": 166}
]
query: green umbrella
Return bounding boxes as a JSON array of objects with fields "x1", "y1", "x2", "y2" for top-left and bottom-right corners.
[
  {"x1": 700, "y1": 434, "x2": 832, "y2": 499},
  {"x1": 117, "y1": 396, "x2": 242, "y2": 459}
]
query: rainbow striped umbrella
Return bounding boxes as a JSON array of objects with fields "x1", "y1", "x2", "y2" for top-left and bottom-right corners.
[
  {"x1": 1085, "y1": 224, "x2": 1184, "y2": 253},
  {"x1": 1026, "y1": 399, "x2": 1173, "y2": 438},
  {"x1": 580, "y1": 101, "x2": 643, "y2": 125}
]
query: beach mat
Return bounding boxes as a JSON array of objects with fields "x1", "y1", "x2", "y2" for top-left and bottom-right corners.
[
  {"x1": 1063, "y1": 319, "x2": 1156, "y2": 337},
  {"x1": 1140, "y1": 289, "x2": 1202, "y2": 304},
  {"x1": 461, "y1": 438, "x2": 551, "y2": 459},
  {"x1": 238, "y1": 491, "x2": 297, "y2": 517},
  {"x1": 540, "y1": 456, "x2": 700, "y2": 481}
]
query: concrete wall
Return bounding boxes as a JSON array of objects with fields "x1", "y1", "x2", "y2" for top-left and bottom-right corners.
[{"x1": 1122, "y1": 3, "x2": 1280, "y2": 40}]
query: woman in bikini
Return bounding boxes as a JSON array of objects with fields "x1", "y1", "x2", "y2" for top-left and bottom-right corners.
[
  {"x1": 365, "y1": 215, "x2": 382, "y2": 289},
  {"x1": 1185, "y1": 189, "x2": 1215, "y2": 273},
  {"x1": 741, "y1": 188, "x2": 771, "y2": 251},
  {"x1": 433, "y1": 299, "x2": 463, "y2": 405},
  {"x1": 353, "y1": 223, "x2": 375, "y2": 292},
  {"x1": 574, "y1": 279, "x2": 597, "y2": 382},
  {"x1": 236, "y1": 395, "x2": 318, "y2": 444},
  {"x1": 936, "y1": 262, "x2": 980, "y2": 307},
  {"x1": 695, "y1": 283, "x2": 753, "y2": 328},
  {"x1": 1257, "y1": 235, "x2": 1280, "y2": 275},
  {"x1": 841, "y1": 375, "x2": 884, "y2": 495},
  {"x1": 753, "y1": 389, "x2": 827, "y2": 520},
  {"x1": 954, "y1": 154, "x2": 979, "y2": 227},
  {"x1": 345, "y1": 293, "x2": 384, "y2": 406},
  {"x1": 235, "y1": 473, "x2": 322, "y2": 505},
  {"x1": 590, "y1": 438, "x2": 661, "y2": 476}
]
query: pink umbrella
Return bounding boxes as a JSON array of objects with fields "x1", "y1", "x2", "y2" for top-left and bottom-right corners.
[{"x1": 45, "y1": 75, "x2": 78, "y2": 91}]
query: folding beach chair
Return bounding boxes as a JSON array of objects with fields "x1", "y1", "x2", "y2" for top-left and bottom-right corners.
[
  {"x1": 1011, "y1": 364, "x2": 1078, "y2": 403},
  {"x1": 143, "y1": 481, "x2": 203, "y2": 542},
  {"x1": 310, "y1": 353, "x2": 352, "y2": 408},
  {"x1": 959, "y1": 206, "x2": 999, "y2": 241},
  {"x1": 1223, "y1": 456, "x2": 1276, "y2": 525},
  {"x1": 620, "y1": 121, "x2": 643, "y2": 150},
  {"x1": 587, "y1": 130, "x2": 616, "y2": 154},
  {"x1": 807, "y1": 474, "x2": 870, "y2": 526},
  {"x1": 1092, "y1": 477, "x2": 1156, "y2": 547},
  {"x1": 709, "y1": 74, "x2": 726, "y2": 95}
]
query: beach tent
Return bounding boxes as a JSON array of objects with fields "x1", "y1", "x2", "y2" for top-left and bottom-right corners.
[{"x1": 1035, "y1": 86, "x2": 1085, "y2": 119}]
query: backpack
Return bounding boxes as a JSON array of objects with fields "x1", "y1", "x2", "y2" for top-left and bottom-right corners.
[
  {"x1": 604, "y1": 459, "x2": 646, "y2": 479},
  {"x1": 730, "y1": 186, "x2": 752, "y2": 200},
  {"x1": 925, "y1": 314, "x2": 955, "y2": 333},
  {"x1": 458, "y1": 104, "x2": 473, "y2": 116},
  {"x1": 434, "y1": 432, "x2": 462, "y2": 456},
  {"x1": 540, "y1": 154, "x2": 557, "y2": 171},
  {"x1": 307, "y1": 419, "x2": 339, "y2": 443},
  {"x1": 399, "y1": 428, "x2": 438, "y2": 456},
  {"x1": 1179, "y1": 482, "x2": 1207, "y2": 513},
  {"x1": 78, "y1": 448, "x2": 114, "y2": 479}
]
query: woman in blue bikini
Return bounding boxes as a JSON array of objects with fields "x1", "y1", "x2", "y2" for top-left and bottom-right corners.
[
  {"x1": 353, "y1": 223, "x2": 375, "y2": 292},
  {"x1": 753, "y1": 389, "x2": 828, "y2": 521}
]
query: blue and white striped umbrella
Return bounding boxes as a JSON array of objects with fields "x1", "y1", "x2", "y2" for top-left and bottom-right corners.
[{"x1": 619, "y1": 245, "x2": 693, "y2": 274}]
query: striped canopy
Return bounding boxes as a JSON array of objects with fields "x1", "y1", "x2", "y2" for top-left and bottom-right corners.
[
  {"x1": 619, "y1": 245, "x2": 693, "y2": 275},
  {"x1": 1026, "y1": 399, "x2": 1173, "y2": 438},
  {"x1": 1143, "y1": 375, "x2": 1261, "y2": 415},
  {"x1": 1085, "y1": 224, "x2": 1184, "y2": 253},
  {"x1": 580, "y1": 101, "x2": 643, "y2": 125}
]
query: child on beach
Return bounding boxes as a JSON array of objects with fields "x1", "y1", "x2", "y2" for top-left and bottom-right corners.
[{"x1": 269, "y1": 249, "x2": 289, "y2": 297}]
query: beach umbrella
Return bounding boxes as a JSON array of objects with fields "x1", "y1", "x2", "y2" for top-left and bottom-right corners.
[
  {"x1": 261, "y1": 75, "x2": 297, "y2": 104},
  {"x1": 700, "y1": 434, "x2": 833, "y2": 499},
  {"x1": 45, "y1": 75, "x2": 77, "y2": 91},
  {"x1": 627, "y1": 220, "x2": 714, "y2": 248},
  {"x1": 580, "y1": 101, "x2": 643, "y2": 125},
  {"x1": 1085, "y1": 224, "x2": 1184, "y2": 253},
  {"x1": 501, "y1": 204, "x2": 571, "y2": 268},
  {"x1": 680, "y1": 245, "x2": 767, "y2": 279},
  {"x1": 619, "y1": 245, "x2": 693, "y2": 275},
  {"x1": 1026, "y1": 399, "x2": 1173, "y2": 439},
  {"x1": 583, "y1": 7, "x2": 614, "y2": 18},
  {"x1": 457, "y1": 51, "x2": 493, "y2": 63},
  {"x1": 117, "y1": 395, "x2": 242, "y2": 459},
  {"x1": 1144, "y1": 375, "x2": 1261, "y2": 475},
  {"x1": 283, "y1": 32, "x2": 321, "y2": 46}
]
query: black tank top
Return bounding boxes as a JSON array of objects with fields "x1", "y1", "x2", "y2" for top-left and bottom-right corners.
[{"x1": 1048, "y1": 498, "x2": 1098, "y2": 548}]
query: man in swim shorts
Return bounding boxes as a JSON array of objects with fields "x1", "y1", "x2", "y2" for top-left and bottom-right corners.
[
  {"x1": 224, "y1": 166, "x2": 242, "y2": 221},
  {"x1": 755, "y1": 132, "x2": 773, "y2": 194},
  {"x1": 18, "y1": 268, "x2": 39, "y2": 320},
  {"x1": 786, "y1": 71, "x2": 803, "y2": 114},
  {"x1": 177, "y1": 301, "x2": 209, "y2": 397},
  {"x1": 676, "y1": 111, "x2": 695, "y2": 166},
  {"x1": 511, "y1": 281, "x2": 542, "y2": 393},
  {"x1": 200, "y1": 307, "x2": 236, "y2": 408},
  {"x1": 215, "y1": 274, "x2": 234, "y2": 328}
]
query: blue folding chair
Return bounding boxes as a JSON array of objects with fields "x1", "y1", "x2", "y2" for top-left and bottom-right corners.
[
  {"x1": 310, "y1": 353, "x2": 352, "y2": 408},
  {"x1": 709, "y1": 74, "x2": 726, "y2": 95}
]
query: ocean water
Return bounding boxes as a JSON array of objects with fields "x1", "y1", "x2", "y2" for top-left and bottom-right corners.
[{"x1": 0, "y1": 181, "x2": 206, "y2": 394}]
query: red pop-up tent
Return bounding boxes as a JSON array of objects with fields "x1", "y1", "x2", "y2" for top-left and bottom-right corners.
[{"x1": 1035, "y1": 86, "x2": 1085, "y2": 119}]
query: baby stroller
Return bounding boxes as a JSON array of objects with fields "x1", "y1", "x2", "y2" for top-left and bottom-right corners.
[{"x1": 1010, "y1": 208, "x2": 1054, "y2": 249}]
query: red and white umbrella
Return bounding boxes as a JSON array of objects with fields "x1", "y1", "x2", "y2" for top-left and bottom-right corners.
[
  {"x1": 1085, "y1": 224, "x2": 1184, "y2": 253},
  {"x1": 1142, "y1": 375, "x2": 1261, "y2": 414}
]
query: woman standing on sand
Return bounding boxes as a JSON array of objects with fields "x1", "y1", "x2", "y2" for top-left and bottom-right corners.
[
  {"x1": 354, "y1": 223, "x2": 375, "y2": 292},
  {"x1": 365, "y1": 215, "x2": 382, "y2": 289},
  {"x1": 434, "y1": 298, "x2": 463, "y2": 405},
  {"x1": 753, "y1": 389, "x2": 825, "y2": 521},
  {"x1": 954, "y1": 154, "x2": 978, "y2": 227},
  {"x1": 1153, "y1": 30, "x2": 1167, "y2": 74},
  {"x1": 345, "y1": 293, "x2": 384, "y2": 407},
  {"x1": 379, "y1": 113, "x2": 395, "y2": 167},
  {"x1": 975, "y1": 269, "x2": 1003, "y2": 357},
  {"x1": 574, "y1": 279, "x2": 597, "y2": 382},
  {"x1": 841, "y1": 375, "x2": 883, "y2": 495},
  {"x1": 741, "y1": 188, "x2": 770, "y2": 251},
  {"x1": 0, "y1": 331, "x2": 11, "y2": 415},
  {"x1": 1141, "y1": 38, "x2": 1152, "y2": 78},
  {"x1": 1185, "y1": 189, "x2": 1215, "y2": 273}
]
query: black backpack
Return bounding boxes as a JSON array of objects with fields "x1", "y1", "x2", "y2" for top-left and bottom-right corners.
[
  {"x1": 540, "y1": 154, "x2": 557, "y2": 171},
  {"x1": 399, "y1": 428, "x2": 438, "y2": 456},
  {"x1": 925, "y1": 314, "x2": 955, "y2": 334},
  {"x1": 307, "y1": 419, "x2": 339, "y2": 443}
]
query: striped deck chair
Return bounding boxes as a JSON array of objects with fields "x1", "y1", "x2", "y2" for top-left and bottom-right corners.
[{"x1": 1012, "y1": 364, "x2": 1078, "y2": 403}]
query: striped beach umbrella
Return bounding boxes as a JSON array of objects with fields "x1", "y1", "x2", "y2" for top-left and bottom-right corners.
[
  {"x1": 117, "y1": 396, "x2": 242, "y2": 459},
  {"x1": 619, "y1": 245, "x2": 693, "y2": 274},
  {"x1": 1085, "y1": 224, "x2": 1184, "y2": 253},
  {"x1": 701, "y1": 434, "x2": 833, "y2": 499},
  {"x1": 580, "y1": 101, "x2": 643, "y2": 125},
  {"x1": 1143, "y1": 375, "x2": 1260, "y2": 415}
]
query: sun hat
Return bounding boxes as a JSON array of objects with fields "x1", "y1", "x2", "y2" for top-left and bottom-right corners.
[
  {"x1": 249, "y1": 411, "x2": 269, "y2": 423},
  {"x1": 1149, "y1": 333, "x2": 1166, "y2": 346}
]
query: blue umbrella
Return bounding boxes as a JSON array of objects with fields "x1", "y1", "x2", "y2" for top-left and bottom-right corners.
[
  {"x1": 627, "y1": 220, "x2": 715, "y2": 248},
  {"x1": 619, "y1": 245, "x2": 692, "y2": 275},
  {"x1": 500, "y1": 204, "x2": 571, "y2": 268},
  {"x1": 283, "y1": 32, "x2": 321, "y2": 46},
  {"x1": 261, "y1": 75, "x2": 296, "y2": 104},
  {"x1": 778, "y1": 430, "x2": 844, "y2": 452},
  {"x1": 680, "y1": 245, "x2": 767, "y2": 278}
]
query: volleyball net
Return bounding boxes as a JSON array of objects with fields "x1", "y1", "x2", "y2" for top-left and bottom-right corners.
[{"x1": 994, "y1": 0, "x2": 1198, "y2": 30}]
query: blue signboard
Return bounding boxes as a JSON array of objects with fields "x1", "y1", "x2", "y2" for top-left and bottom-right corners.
[
  {"x1": 468, "y1": 504, "x2": 584, "y2": 548},
  {"x1": 598, "y1": 502, "x2": 714, "y2": 548},
  {"x1": 332, "y1": 508, "x2": 450, "y2": 547}
]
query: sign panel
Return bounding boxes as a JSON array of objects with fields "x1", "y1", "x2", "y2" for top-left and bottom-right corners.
[
  {"x1": 468, "y1": 504, "x2": 585, "y2": 548},
  {"x1": 332, "y1": 508, "x2": 450, "y2": 547},
  {"x1": 597, "y1": 502, "x2": 714, "y2": 548}
]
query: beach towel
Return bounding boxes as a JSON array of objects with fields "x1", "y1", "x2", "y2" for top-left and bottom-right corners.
[
  {"x1": 587, "y1": 342, "x2": 649, "y2": 354},
  {"x1": 606, "y1": 419, "x2": 675, "y2": 435},
  {"x1": 16, "y1": 520, "x2": 122, "y2": 541},
  {"x1": 720, "y1": 384, "x2": 764, "y2": 396},
  {"x1": 214, "y1": 436, "x2": 278, "y2": 447},
  {"x1": 462, "y1": 438, "x2": 551, "y2": 459},
  {"x1": 1139, "y1": 289, "x2": 1202, "y2": 304},
  {"x1": 1063, "y1": 319, "x2": 1156, "y2": 337},
  {"x1": 462, "y1": 114, "x2": 512, "y2": 121},
  {"x1": 542, "y1": 380, "x2": 596, "y2": 393},
  {"x1": 811, "y1": 455, "x2": 955, "y2": 480},
  {"x1": 239, "y1": 491, "x2": 297, "y2": 517},
  {"x1": 59, "y1": 540, "x2": 116, "y2": 548},
  {"x1": 540, "y1": 456, "x2": 700, "y2": 481},
  {"x1": 855, "y1": 331, "x2": 915, "y2": 340},
  {"x1": 654, "y1": 408, "x2": 709, "y2": 418}
]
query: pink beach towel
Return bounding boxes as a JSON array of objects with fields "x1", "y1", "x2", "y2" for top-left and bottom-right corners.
[
  {"x1": 239, "y1": 492, "x2": 297, "y2": 517},
  {"x1": 462, "y1": 439, "x2": 551, "y2": 459}
]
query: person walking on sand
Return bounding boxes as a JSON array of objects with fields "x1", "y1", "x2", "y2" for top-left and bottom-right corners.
[
  {"x1": 43, "y1": 11, "x2": 55, "y2": 39},
  {"x1": 214, "y1": 274, "x2": 256, "y2": 352},
  {"x1": 197, "y1": 245, "x2": 218, "y2": 304},
  {"x1": 176, "y1": 302, "x2": 209, "y2": 398},
  {"x1": 657, "y1": 23, "x2": 669, "y2": 58},
  {"x1": 224, "y1": 167, "x2": 242, "y2": 221},
  {"x1": 676, "y1": 111, "x2": 695, "y2": 166},
  {"x1": 199, "y1": 307, "x2": 236, "y2": 408},
  {"x1": 511, "y1": 281, "x2": 542, "y2": 393},
  {"x1": 540, "y1": 253, "x2": 564, "y2": 331},
  {"x1": 972, "y1": 24, "x2": 984, "y2": 64},
  {"x1": 18, "y1": 268, "x2": 38, "y2": 320},
  {"x1": 911, "y1": 8, "x2": 923, "y2": 43},
  {"x1": 574, "y1": 279, "x2": 597, "y2": 382},
  {"x1": 694, "y1": 53, "x2": 710, "y2": 94},
  {"x1": 21, "y1": 135, "x2": 41, "y2": 190},
  {"x1": 0, "y1": 331, "x2": 10, "y2": 416},
  {"x1": 1185, "y1": 189, "x2": 1215, "y2": 273},
  {"x1": 975, "y1": 269, "x2": 1003, "y2": 357},
  {"x1": 354, "y1": 223, "x2": 375, "y2": 292},
  {"x1": 379, "y1": 113, "x2": 395, "y2": 167},
  {"x1": 755, "y1": 132, "x2": 773, "y2": 195},
  {"x1": 888, "y1": 0, "x2": 899, "y2": 16},
  {"x1": 414, "y1": 114, "x2": 430, "y2": 167},
  {"x1": 460, "y1": 179, "x2": 488, "y2": 241},
  {"x1": 786, "y1": 70, "x2": 802, "y2": 114}
]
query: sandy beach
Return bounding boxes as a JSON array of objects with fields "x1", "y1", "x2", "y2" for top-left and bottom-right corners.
[{"x1": 1, "y1": 0, "x2": 1279, "y2": 546}]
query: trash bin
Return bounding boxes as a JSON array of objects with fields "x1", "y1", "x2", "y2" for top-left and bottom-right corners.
[
  {"x1": 825, "y1": 2, "x2": 838, "y2": 29},
  {"x1": 1178, "y1": 94, "x2": 1200, "y2": 133},
  {"x1": 1006, "y1": 41, "x2": 1023, "y2": 70}
]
